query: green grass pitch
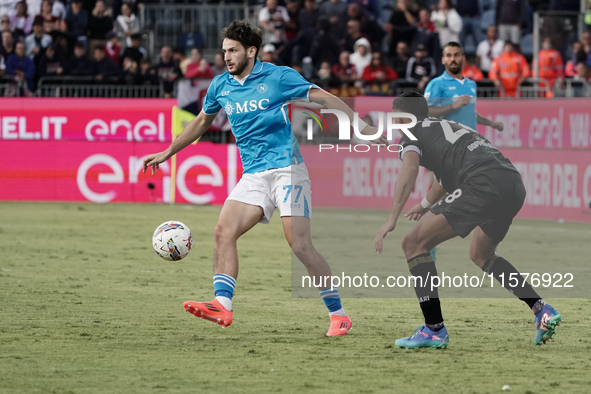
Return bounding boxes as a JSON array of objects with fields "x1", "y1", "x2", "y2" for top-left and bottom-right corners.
[{"x1": 0, "y1": 202, "x2": 590, "y2": 393}]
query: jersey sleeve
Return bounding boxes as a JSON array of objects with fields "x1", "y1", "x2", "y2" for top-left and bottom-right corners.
[
  {"x1": 398, "y1": 134, "x2": 422, "y2": 160},
  {"x1": 201, "y1": 78, "x2": 221, "y2": 114},
  {"x1": 280, "y1": 67, "x2": 319, "y2": 103},
  {"x1": 424, "y1": 79, "x2": 442, "y2": 106}
]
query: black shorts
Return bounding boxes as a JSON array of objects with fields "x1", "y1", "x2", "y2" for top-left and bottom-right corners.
[{"x1": 430, "y1": 170, "x2": 526, "y2": 244}]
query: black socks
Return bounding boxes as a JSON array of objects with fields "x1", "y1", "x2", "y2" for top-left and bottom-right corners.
[
  {"x1": 482, "y1": 254, "x2": 543, "y2": 312},
  {"x1": 408, "y1": 253, "x2": 444, "y2": 326}
]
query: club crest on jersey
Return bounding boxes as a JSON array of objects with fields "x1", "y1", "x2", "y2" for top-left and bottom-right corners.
[{"x1": 257, "y1": 83, "x2": 269, "y2": 94}]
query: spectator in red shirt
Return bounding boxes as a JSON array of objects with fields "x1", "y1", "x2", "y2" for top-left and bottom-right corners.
[
  {"x1": 104, "y1": 32, "x2": 120, "y2": 66},
  {"x1": 362, "y1": 52, "x2": 398, "y2": 81},
  {"x1": 185, "y1": 47, "x2": 213, "y2": 79},
  {"x1": 332, "y1": 50, "x2": 358, "y2": 84},
  {"x1": 34, "y1": 0, "x2": 60, "y2": 35},
  {"x1": 362, "y1": 51, "x2": 398, "y2": 95},
  {"x1": 417, "y1": 8, "x2": 436, "y2": 32}
]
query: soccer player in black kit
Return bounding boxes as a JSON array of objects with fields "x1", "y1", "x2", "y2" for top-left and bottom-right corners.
[{"x1": 374, "y1": 92, "x2": 562, "y2": 348}]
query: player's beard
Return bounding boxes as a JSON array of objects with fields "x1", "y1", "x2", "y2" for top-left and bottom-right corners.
[
  {"x1": 446, "y1": 62, "x2": 462, "y2": 75},
  {"x1": 227, "y1": 54, "x2": 250, "y2": 76}
]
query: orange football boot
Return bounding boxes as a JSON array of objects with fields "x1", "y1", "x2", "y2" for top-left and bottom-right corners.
[
  {"x1": 326, "y1": 315, "x2": 352, "y2": 337},
  {"x1": 183, "y1": 299, "x2": 233, "y2": 328}
]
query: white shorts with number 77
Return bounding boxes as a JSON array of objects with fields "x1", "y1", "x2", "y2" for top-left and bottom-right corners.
[{"x1": 226, "y1": 162, "x2": 312, "y2": 224}]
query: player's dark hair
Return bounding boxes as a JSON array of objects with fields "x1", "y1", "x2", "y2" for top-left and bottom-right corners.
[
  {"x1": 392, "y1": 91, "x2": 429, "y2": 121},
  {"x1": 443, "y1": 41, "x2": 463, "y2": 55},
  {"x1": 222, "y1": 19, "x2": 263, "y2": 59}
]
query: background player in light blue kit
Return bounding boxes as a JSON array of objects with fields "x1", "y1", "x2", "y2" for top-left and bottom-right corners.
[
  {"x1": 425, "y1": 42, "x2": 504, "y2": 132},
  {"x1": 143, "y1": 20, "x2": 386, "y2": 337}
]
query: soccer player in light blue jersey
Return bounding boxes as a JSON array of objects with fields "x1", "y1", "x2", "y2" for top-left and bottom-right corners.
[
  {"x1": 425, "y1": 42, "x2": 504, "y2": 132},
  {"x1": 143, "y1": 20, "x2": 386, "y2": 337}
]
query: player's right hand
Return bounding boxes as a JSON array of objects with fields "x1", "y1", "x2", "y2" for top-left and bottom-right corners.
[
  {"x1": 451, "y1": 95, "x2": 470, "y2": 110},
  {"x1": 492, "y1": 121, "x2": 504, "y2": 132},
  {"x1": 143, "y1": 152, "x2": 169, "y2": 175},
  {"x1": 403, "y1": 203, "x2": 429, "y2": 221}
]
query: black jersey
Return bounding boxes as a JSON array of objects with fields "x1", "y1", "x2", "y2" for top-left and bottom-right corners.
[{"x1": 398, "y1": 118, "x2": 519, "y2": 193}]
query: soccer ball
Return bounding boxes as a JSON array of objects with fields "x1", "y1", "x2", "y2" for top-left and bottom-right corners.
[{"x1": 152, "y1": 221, "x2": 193, "y2": 261}]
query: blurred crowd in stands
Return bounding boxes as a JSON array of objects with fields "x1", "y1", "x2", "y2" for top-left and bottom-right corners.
[
  {"x1": 253, "y1": 0, "x2": 590, "y2": 97},
  {"x1": 0, "y1": 0, "x2": 590, "y2": 97}
]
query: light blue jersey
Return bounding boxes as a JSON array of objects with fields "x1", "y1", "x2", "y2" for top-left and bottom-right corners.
[
  {"x1": 202, "y1": 60, "x2": 317, "y2": 174},
  {"x1": 424, "y1": 71, "x2": 478, "y2": 130}
]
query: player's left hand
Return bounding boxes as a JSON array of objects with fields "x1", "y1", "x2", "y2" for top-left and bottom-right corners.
[
  {"x1": 492, "y1": 121, "x2": 504, "y2": 132},
  {"x1": 374, "y1": 220, "x2": 396, "y2": 254},
  {"x1": 403, "y1": 203, "x2": 429, "y2": 221}
]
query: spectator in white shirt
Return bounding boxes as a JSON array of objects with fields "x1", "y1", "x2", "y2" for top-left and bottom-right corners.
[
  {"x1": 258, "y1": 0, "x2": 289, "y2": 49},
  {"x1": 26, "y1": 0, "x2": 42, "y2": 17},
  {"x1": 25, "y1": 18, "x2": 50, "y2": 58},
  {"x1": 349, "y1": 37, "x2": 372, "y2": 76},
  {"x1": 476, "y1": 25, "x2": 504, "y2": 77},
  {"x1": 0, "y1": 0, "x2": 20, "y2": 17},
  {"x1": 116, "y1": 2, "x2": 139, "y2": 49},
  {"x1": 430, "y1": 0, "x2": 462, "y2": 47},
  {"x1": 50, "y1": 0, "x2": 65, "y2": 19}
]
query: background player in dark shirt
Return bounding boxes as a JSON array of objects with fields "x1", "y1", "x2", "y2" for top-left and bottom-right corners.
[{"x1": 374, "y1": 92, "x2": 562, "y2": 349}]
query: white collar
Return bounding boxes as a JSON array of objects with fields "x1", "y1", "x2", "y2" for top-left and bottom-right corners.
[
  {"x1": 229, "y1": 60, "x2": 264, "y2": 85},
  {"x1": 233, "y1": 74, "x2": 249, "y2": 86}
]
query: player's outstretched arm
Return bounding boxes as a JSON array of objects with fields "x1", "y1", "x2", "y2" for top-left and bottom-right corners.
[
  {"x1": 374, "y1": 152, "x2": 420, "y2": 253},
  {"x1": 309, "y1": 87, "x2": 388, "y2": 145},
  {"x1": 476, "y1": 113, "x2": 504, "y2": 131},
  {"x1": 143, "y1": 111, "x2": 217, "y2": 175}
]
